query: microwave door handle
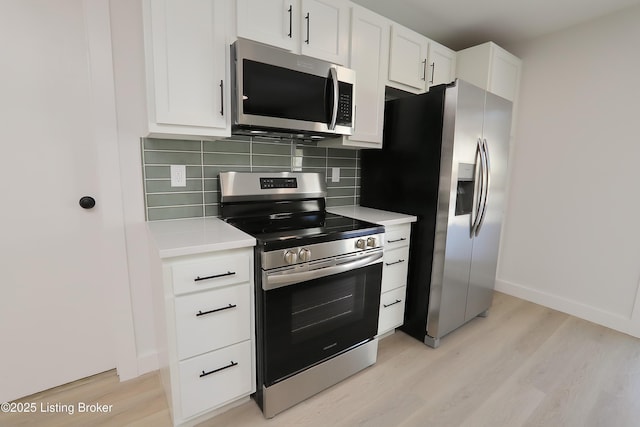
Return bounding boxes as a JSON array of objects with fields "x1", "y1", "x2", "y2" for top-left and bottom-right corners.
[
  {"x1": 475, "y1": 138, "x2": 491, "y2": 236},
  {"x1": 328, "y1": 67, "x2": 339, "y2": 130}
]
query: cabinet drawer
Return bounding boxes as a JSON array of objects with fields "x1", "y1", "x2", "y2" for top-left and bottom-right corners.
[
  {"x1": 384, "y1": 225, "x2": 411, "y2": 251},
  {"x1": 381, "y1": 246, "x2": 409, "y2": 293},
  {"x1": 178, "y1": 340, "x2": 253, "y2": 419},
  {"x1": 378, "y1": 286, "x2": 406, "y2": 336},
  {"x1": 171, "y1": 252, "x2": 251, "y2": 295},
  {"x1": 174, "y1": 283, "x2": 251, "y2": 360}
]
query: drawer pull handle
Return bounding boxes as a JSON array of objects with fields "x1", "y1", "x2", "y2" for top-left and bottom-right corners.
[
  {"x1": 194, "y1": 271, "x2": 236, "y2": 282},
  {"x1": 199, "y1": 361, "x2": 238, "y2": 378},
  {"x1": 383, "y1": 299, "x2": 402, "y2": 308},
  {"x1": 196, "y1": 304, "x2": 237, "y2": 317},
  {"x1": 387, "y1": 237, "x2": 407, "y2": 243},
  {"x1": 385, "y1": 259, "x2": 405, "y2": 266}
]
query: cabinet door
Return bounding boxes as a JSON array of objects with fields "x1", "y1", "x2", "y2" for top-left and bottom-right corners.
[
  {"x1": 427, "y1": 40, "x2": 456, "y2": 88},
  {"x1": 300, "y1": 0, "x2": 349, "y2": 65},
  {"x1": 347, "y1": 6, "x2": 389, "y2": 145},
  {"x1": 388, "y1": 24, "x2": 428, "y2": 93},
  {"x1": 146, "y1": 0, "x2": 229, "y2": 135},
  {"x1": 237, "y1": 0, "x2": 297, "y2": 52},
  {"x1": 488, "y1": 47, "x2": 521, "y2": 102}
]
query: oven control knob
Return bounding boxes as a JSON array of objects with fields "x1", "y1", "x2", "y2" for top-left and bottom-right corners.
[
  {"x1": 284, "y1": 250, "x2": 298, "y2": 264},
  {"x1": 299, "y1": 248, "x2": 311, "y2": 262},
  {"x1": 355, "y1": 239, "x2": 366, "y2": 250},
  {"x1": 367, "y1": 237, "x2": 377, "y2": 247}
]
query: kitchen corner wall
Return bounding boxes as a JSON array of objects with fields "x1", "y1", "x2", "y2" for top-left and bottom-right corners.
[{"x1": 141, "y1": 136, "x2": 361, "y2": 220}]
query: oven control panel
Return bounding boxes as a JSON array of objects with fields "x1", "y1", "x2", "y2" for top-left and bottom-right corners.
[
  {"x1": 262, "y1": 233, "x2": 385, "y2": 270},
  {"x1": 260, "y1": 177, "x2": 297, "y2": 189}
]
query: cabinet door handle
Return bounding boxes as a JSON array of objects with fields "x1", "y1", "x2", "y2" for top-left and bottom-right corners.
[
  {"x1": 429, "y1": 62, "x2": 435, "y2": 84},
  {"x1": 422, "y1": 59, "x2": 427, "y2": 81},
  {"x1": 387, "y1": 237, "x2": 407, "y2": 243},
  {"x1": 288, "y1": 5, "x2": 293, "y2": 38},
  {"x1": 199, "y1": 361, "x2": 238, "y2": 378},
  {"x1": 305, "y1": 12, "x2": 310, "y2": 44},
  {"x1": 194, "y1": 271, "x2": 236, "y2": 282},
  {"x1": 219, "y1": 80, "x2": 224, "y2": 116},
  {"x1": 383, "y1": 299, "x2": 402, "y2": 308},
  {"x1": 196, "y1": 303, "x2": 237, "y2": 317},
  {"x1": 385, "y1": 259, "x2": 405, "y2": 266}
]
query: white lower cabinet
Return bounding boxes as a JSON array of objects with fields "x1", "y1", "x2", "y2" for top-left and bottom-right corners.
[
  {"x1": 154, "y1": 247, "x2": 256, "y2": 426},
  {"x1": 378, "y1": 286, "x2": 407, "y2": 336},
  {"x1": 178, "y1": 340, "x2": 253, "y2": 419},
  {"x1": 377, "y1": 223, "x2": 412, "y2": 336}
]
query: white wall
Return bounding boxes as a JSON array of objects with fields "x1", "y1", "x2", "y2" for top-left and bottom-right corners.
[{"x1": 497, "y1": 5, "x2": 640, "y2": 336}]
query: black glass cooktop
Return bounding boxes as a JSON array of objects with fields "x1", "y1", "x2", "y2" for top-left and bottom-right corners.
[{"x1": 227, "y1": 212, "x2": 384, "y2": 251}]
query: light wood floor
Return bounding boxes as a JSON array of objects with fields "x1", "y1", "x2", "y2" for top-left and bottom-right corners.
[{"x1": 3, "y1": 292, "x2": 640, "y2": 427}]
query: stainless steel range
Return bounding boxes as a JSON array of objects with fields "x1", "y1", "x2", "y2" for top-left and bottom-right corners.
[{"x1": 219, "y1": 171, "x2": 384, "y2": 418}]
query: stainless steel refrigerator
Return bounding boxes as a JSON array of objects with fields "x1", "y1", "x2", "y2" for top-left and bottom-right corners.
[{"x1": 360, "y1": 79, "x2": 512, "y2": 348}]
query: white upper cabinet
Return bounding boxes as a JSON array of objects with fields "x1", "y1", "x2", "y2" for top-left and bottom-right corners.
[
  {"x1": 456, "y1": 41, "x2": 521, "y2": 136},
  {"x1": 236, "y1": 0, "x2": 297, "y2": 52},
  {"x1": 388, "y1": 23, "x2": 456, "y2": 94},
  {"x1": 144, "y1": 0, "x2": 231, "y2": 139},
  {"x1": 456, "y1": 42, "x2": 521, "y2": 102},
  {"x1": 388, "y1": 24, "x2": 429, "y2": 93},
  {"x1": 427, "y1": 40, "x2": 456, "y2": 88},
  {"x1": 236, "y1": 0, "x2": 349, "y2": 65},
  {"x1": 321, "y1": 5, "x2": 389, "y2": 148}
]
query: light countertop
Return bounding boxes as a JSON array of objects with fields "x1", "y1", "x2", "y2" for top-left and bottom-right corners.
[
  {"x1": 327, "y1": 206, "x2": 417, "y2": 226},
  {"x1": 147, "y1": 217, "x2": 255, "y2": 259}
]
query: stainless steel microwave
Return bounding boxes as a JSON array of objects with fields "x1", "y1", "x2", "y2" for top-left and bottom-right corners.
[{"x1": 231, "y1": 38, "x2": 355, "y2": 140}]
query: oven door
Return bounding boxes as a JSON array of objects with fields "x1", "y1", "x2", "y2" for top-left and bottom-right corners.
[{"x1": 261, "y1": 254, "x2": 382, "y2": 386}]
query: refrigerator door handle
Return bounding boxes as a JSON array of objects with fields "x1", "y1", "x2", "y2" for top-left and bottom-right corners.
[
  {"x1": 475, "y1": 138, "x2": 491, "y2": 236},
  {"x1": 471, "y1": 138, "x2": 485, "y2": 237}
]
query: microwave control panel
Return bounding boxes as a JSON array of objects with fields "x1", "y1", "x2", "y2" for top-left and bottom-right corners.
[{"x1": 336, "y1": 82, "x2": 353, "y2": 126}]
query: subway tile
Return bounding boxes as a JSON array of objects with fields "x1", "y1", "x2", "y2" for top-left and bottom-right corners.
[
  {"x1": 146, "y1": 192, "x2": 203, "y2": 208},
  {"x1": 327, "y1": 157, "x2": 357, "y2": 168},
  {"x1": 145, "y1": 179, "x2": 203, "y2": 193},
  {"x1": 145, "y1": 165, "x2": 202, "y2": 179},
  {"x1": 326, "y1": 177, "x2": 357, "y2": 187},
  {"x1": 203, "y1": 152, "x2": 251, "y2": 166},
  {"x1": 204, "y1": 191, "x2": 219, "y2": 205},
  {"x1": 144, "y1": 151, "x2": 202, "y2": 166},
  {"x1": 142, "y1": 136, "x2": 364, "y2": 221},
  {"x1": 205, "y1": 204, "x2": 220, "y2": 217},
  {"x1": 147, "y1": 206, "x2": 204, "y2": 221},
  {"x1": 297, "y1": 145, "x2": 327, "y2": 157},
  {"x1": 300, "y1": 167, "x2": 327, "y2": 178},
  {"x1": 204, "y1": 178, "x2": 218, "y2": 192},
  {"x1": 252, "y1": 142, "x2": 292, "y2": 156},
  {"x1": 302, "y1": 156, "x2": 326, "y2": 168},
  {"x1": 326, "y1": 197, "x2": 356, "y2": 207},
  {"x1": 143, "y1": 138, "x2": 201, "y2": 152},
  {"x1": 328, "y1": 148, "x2": 358, "y2": 159},
  {"x1": 252, "y1": 155, "x2": 293, "y2": 167},
  {"x1": 328, "y1": 187, "x2": 357, "y2": 198},
  {"x1": 203, "y1": 139, "x2": 250, "y2": 153},
  {"x1": 203, "y1": 165, "x2": 251, "y2": 179}
]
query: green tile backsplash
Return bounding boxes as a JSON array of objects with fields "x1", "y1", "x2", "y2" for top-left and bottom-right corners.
[{"x1": 142, "y1": 137, "x2": 361, "y2": 221}]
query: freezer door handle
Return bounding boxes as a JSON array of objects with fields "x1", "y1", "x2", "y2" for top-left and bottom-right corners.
[
  {"x1": 475, "y1": 138, "x2": 491, "y2": 236},
  {"x1": 471, "y1": 138, "x2": 485, "y2": 237}
]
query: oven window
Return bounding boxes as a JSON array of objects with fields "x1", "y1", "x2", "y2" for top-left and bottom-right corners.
[
  {"x1": 243, "y1": 59, "x2": 327, "y2": 123},
  {"x1": 262, "y1": 262, "x2": 382, "y2": 386}
]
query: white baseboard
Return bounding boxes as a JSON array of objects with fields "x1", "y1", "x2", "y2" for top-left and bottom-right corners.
[{"x1": 495, "y1": 278, "x2": 640, "y2": 339}]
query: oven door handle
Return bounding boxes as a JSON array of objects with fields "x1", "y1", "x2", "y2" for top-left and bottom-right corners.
[{"x1": 263, "y1": 251, "x2": 383, "y2": 291}]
